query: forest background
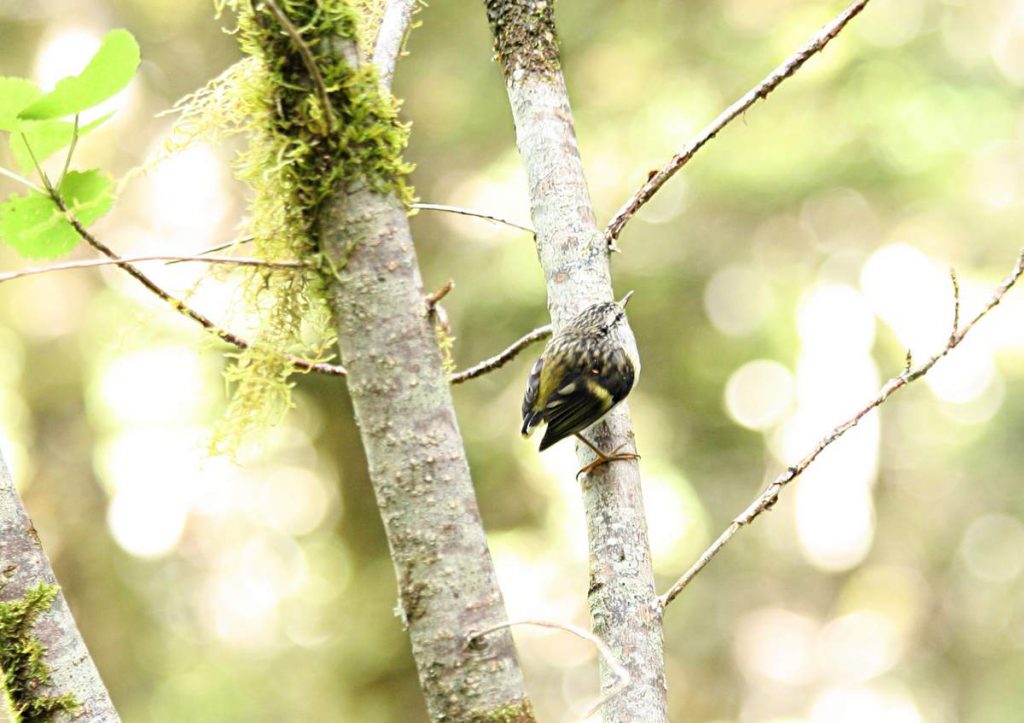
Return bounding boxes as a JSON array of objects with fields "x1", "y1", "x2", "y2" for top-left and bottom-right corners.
[{"x1": 2, "y1": 0, "x2": 1024, "y2": 721}]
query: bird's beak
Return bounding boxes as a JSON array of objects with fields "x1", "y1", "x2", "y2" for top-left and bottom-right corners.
[{"x1": 617, "y1": 290, "x2": 635, "y2": 308}]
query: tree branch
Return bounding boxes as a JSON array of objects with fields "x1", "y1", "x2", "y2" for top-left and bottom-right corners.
[
  {"x1": 372, "y1": 0, "x2": 419, "y2": 90},
  {"x1": 0, "y1": 255, "x2": 308, "y2": 283},
  {"x1": 468, "y1": 619, "x2": 630, "y2": 719},
  {"x1": 661, "y1": 249, "x2": 1024, "y2": 608},
  {"x1": 310, "y1": 22, "x2": 535, "y2": 721},
  {"x1": 605, "y1": 0, "x2": 872, "y2": 245},
  {"x1": 54, "y1": 200, "x2": 346, "y2": 378},
  {"x1": 449, "y1": 324, "x2": 551, "y2": 384},
  {"x1": 485, "y1": 2, "x2": 668, "y2": 719},
  {"x1": 0, "y1": 446, "x2": 120, "y2": 721},
  {"x1": 412, "y1": 202, "x2": 535, "y2": 234}
]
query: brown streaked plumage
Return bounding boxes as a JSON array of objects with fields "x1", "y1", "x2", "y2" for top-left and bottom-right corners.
[{"x1": 521, "y1": 292, "x2": 640, "y2": 459}]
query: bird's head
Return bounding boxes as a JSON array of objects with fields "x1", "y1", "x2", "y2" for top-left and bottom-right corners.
[{"x1": 571, "y1": 291, "x2": 634, "y2": 335}]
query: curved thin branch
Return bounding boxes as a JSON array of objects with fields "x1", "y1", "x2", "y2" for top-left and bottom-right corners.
[
  {"x1": 661, "y1": 249, "x2": 1024, "y2": 608},
  {"x1": 413, "y1": 202, "x2": 535, "y2": 234},
  {"x1": 0, "y1": 164, "x2": 46, "y2": 194},
  {"x1": 449, "y1": 324, "x2": 551, "y2": 384},
  {"x1": 372, "y1": 0, "x2": 419, "y2": 90},
  {"x1": 164, "y1": 236, "x2": 255, "y2": 264},
  {"x1": 0, "y1": 255, "x2": 309, "y2": 283},
  {"x1": 53, "y1": 200, "x2": 347, "y2": 378},
  {"x1": 468, "y1": 618, "x2": 630, "y2": 720},
  {"x1": 605, "y1": 0, "x2": 872, "y2": 244}
]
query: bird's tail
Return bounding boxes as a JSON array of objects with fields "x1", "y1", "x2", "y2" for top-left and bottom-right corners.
[{"x1": 521, "y1": 411, "x2": 542, "y2": 437}]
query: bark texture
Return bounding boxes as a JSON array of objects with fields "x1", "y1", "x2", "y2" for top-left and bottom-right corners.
[
  {"x1": 320, "y1": 184, "x2": 533, "y2": 721},
  {"x1": 0, "y1": 452, "x2": 119, "y2": 722},
  {"x1": 485, "y1": 2, "x2": 669, "y2": 720}
]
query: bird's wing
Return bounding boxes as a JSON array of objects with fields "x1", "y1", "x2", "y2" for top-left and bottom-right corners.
[
  {"x1": 521, "y1": 356, "x2": 546, "y2": 435},
  {"x1": 538, "y1": 375, "x2": 615, "y2": 450}
]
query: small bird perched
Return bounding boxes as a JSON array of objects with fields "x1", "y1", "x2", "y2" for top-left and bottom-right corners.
[{"x1": 521, "y1": 291, "x2": 641, "y2": 476}]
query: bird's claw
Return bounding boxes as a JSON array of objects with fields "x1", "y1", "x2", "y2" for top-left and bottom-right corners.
[{"x1": 575, "y1": 444, "x2": 641, "y2": 479}]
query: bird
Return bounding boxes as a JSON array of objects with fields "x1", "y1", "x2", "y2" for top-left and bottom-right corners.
[{"x1": 521, "y1": 291, "x2": 641, "y2": 477}]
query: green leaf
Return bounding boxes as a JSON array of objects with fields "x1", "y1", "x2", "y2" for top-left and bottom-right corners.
[
  {"x1": 0, "y1": 170, "x2": 114, "y2": 259},
  {"x1": 0, "y1": 77, "x2": 42, "y2": 131},
  {"x1": 17, "y1": 30, "x2": 140, "y2": 121},
  {"x1": 8, "y1": 114, "x2": 114, "y2": 174}
]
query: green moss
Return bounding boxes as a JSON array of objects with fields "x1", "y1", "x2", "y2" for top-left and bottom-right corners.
[
  {"x1": 168, "y1": 0, "x2": 415, "y2": 453},
  {"x1": 0, "y1": 585, "x2": 79, "y2": 722},
  {"x1": 470, "y1": 700, "x2": 536, "y2": 723},
  {"x1": 485, "y1": 0, "x2": 560, "y2": 78}
]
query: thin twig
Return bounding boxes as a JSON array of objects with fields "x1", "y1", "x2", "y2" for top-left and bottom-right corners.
[
  {"x1": 0, "y1": 255, "x2": 309, "y2": 283},
  {"x1": 52, "y1": 196, "x2": 347, "y2": 377},
  {"x1": 413, "y1": 202, "x2": 535, "y2": 234},
  {"x1": 661, "y1": 249, "x2": 1024, "y2": 608},
  {"x1": 425, "y1": 278, "x2": 455, "y2": 309},
  {"x1": 262, "y1": 0, "x2": 335, "y2": 130},
  {"x1": 372, "y1": 0, "x2": 418, "y2": 90},
  {"x1": 949, "y1": 267, "x2": 960, "y2": 344},
  {"x1": 449, "y1": 324, "x2": 552, "y2": 384},
  {"x1": 165, "y1": 236, "x2": 255, "y2": 263},
  {"x1": 57, "y1": 114, "x2": 79, "y2": 189},
  {"x1": 0, "y1": 165, "x2": 46, "y2": 194},
  {"x1": 467, "y1": 618, "x2": 630, "y2": 720},
  {"x1": 605, "y1": 0, "x2": 872, "y2": 245}
]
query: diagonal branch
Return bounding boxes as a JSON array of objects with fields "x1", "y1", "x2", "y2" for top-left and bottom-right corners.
[
  {"x1": 0, "y1": 255, "x2": 308, "y2": 283},
  {"x1": 605, "y1": 0, "x2": 872, "y2": 245},
  {"x1": 413, "y1": 202, "x2": 535, "y2": 234},
  {"x1": 54, "y1": 199, "x2": 347, "y2": 377},
  {"x1": 467, "y1": 618, "x2": 630, "y2": 719},
  {"x1": 661, "y1": 249, "x2": 1024, "y2": 608},
  {"x1": 449, "y1": 324, "x2": 551, "y2": 384}
]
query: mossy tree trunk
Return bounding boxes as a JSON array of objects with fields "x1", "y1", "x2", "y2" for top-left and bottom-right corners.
[
  {"x1": 248, "y1": 3, "x2": 535, "y2": 718},
  {"x1": 0, "y1": 449, "x2": 119, "y2": 722},
  {"x1": 484, "y1": 1, "x2": 670, "y2": 721}
]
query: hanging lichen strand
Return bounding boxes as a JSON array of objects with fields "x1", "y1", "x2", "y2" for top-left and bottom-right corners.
[{"x1": 181, "y1": 0, "x2": 414, "y2": 452}]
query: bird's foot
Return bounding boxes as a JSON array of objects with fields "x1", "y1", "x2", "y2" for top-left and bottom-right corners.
[{"x1": 574, "y1": 437, "x2": 641, "y2": 479}]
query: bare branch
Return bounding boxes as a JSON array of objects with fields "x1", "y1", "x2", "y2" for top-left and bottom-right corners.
[
  {"x1": 372, "y1": 0, "x2": 419, "y2": 90},
  {"x1": 51, "y1": 197, "x2": 347, "y2": 378},
  {"x1": 468, "y1": 618, "x2": 630, "y2": 719},
  {"x1": 413, "y1": 202, "x2": 535, "y2": 234},
  {"x1": 949, "y1": 267, "x2": 961, "y2": 344},
  {"x1": 425, "y1": 278, "x2": 455, "y2": 309},
  {"x1": 0, "y1": 255, "x2": 309, "y2": 283},
  {"x1": 449, "y1": 324, "x2": 552, "y2": 384},
  {"x1": 262, "y1": 0, "x2": 335, "y2": 130},
  {"x1": 57, "y1": 114, "x2": 79, "y2": 190},
  {"x1": 0, "y1": 165, "x2": 46, "y2": 194},
  {"x1": 165, "y1": 236, "x2": 255, "y2": 264},
  {"x1": 605, "y1": 0, "x2": 872, "y2": 245},
  {"x1": 661, "y1": 249, "x2": 1024, "y2": 608}
]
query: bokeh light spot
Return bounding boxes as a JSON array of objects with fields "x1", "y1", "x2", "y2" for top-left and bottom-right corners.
[{"x1": 724, "y1": 359, "x2": 794, "y2": 430}]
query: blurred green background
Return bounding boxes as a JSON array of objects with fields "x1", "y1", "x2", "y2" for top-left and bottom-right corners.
[{"x1": 2, "y1": 0, "x2": 1024, "y2": 721}]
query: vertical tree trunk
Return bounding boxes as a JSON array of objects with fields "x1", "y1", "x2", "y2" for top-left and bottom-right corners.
[
  {"x1": 0, "y1": 450, "x2": 120, "y2": 722},
  {"x1": 319, "y1": 149, "x2": 533, "y2": 723},
  {"x1": 321, "y1": 183, "x2": 534, "y2": 722},
  {"x1": 484, "y1": 2, "x2": 669, "y2": 720}
]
